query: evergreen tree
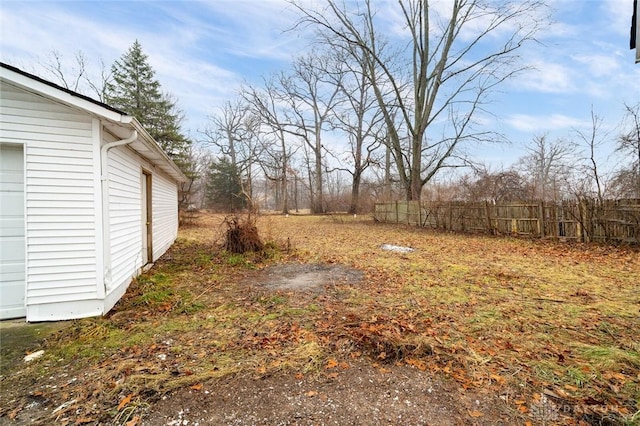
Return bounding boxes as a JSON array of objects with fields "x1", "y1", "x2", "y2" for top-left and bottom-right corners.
[
  {"x1": 205, "y1": 157, "x2": 246, "y2": 212},
  {"x1": 105, "y1": 40, "x2": 190, "y2": 163}
]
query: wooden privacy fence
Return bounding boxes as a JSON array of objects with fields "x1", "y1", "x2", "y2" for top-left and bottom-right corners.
[{"x1": 373, "y1": 199, "x2": 640, "y2": 244}]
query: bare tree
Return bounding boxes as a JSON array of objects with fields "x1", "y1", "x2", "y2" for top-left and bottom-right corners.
[
  {"x1": 243, "y1": 79, "x2": 299, "y2": 214},
  {"x1": 40, "y1": 50, "x2": 111, "y2": 101},
  {"x1": 329, "y1": 45, "x2": 386, "y2": 213},
  {"x1": 460, "y1": 166, "x2": 531, "y2": 202},
  {"x1": 615, "y1": 102, "x2": 640, "y2": 198},
  {"x1": 204, "y1": 99, "x2": 248, "y2": 168},
  {"x1": 519, "y1": 134, "x2": 576, "y2": 201},
  {"x1": 293, "y1": 0, "x2": 547, "y2": 201},
  {"x1": 573, "y1": 107, "x2": 610, "y2": 203},
  {"x1": 178, "y1": 143, "x2": 212, "y2": 210},
  {"x1": 279, "y1": 53, "x2": 344, "y2": 213},
  {"x1": 41, "y1": 50, "x2": 86, "y2": 92},
  {"x1": 202, "y1": 98, "x2": 263, "y2": 207}
]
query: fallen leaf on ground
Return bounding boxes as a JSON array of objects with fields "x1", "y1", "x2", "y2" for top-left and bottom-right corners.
[
  {"x1": 490, "y1": 373, "x2": 505, "y2": 385},
  {"x1": 117, "y1": 394, "x2": 132, "y2": 411},
  {"x1": 126, "y1": 416, "x2": 140, "y2": 426},
  {"x1": 325, "y1": 359, "x2": 338, "y2": 369},
  {"x1": 406, "y1": 358, "x2": 427, "y2": 371}
]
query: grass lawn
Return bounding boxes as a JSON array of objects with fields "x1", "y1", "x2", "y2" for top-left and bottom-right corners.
[{"x1": 1, "y1": 212, "x2": 638, "y2": 425}]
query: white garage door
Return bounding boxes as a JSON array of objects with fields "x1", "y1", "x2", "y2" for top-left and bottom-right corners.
[{"x1": 0, "y1": 144, "x2": 26, "y2": 319}]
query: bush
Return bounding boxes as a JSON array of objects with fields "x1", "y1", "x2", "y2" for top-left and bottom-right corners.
[{"x1": 223, "y1": 215, "x2": 264, "y2": 253}]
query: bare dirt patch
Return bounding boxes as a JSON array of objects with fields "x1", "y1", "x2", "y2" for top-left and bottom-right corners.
[
  {"x1": 255, "y1": 263, "x2": 364, "y2": 292},
  {"x1": 142, "y1": 361, "x2": 508, "y2": 426}
]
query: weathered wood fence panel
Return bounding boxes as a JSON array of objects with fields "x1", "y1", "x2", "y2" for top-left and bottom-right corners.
[{"x1": 373, "y1": 199, "x2": 640, "y2": 244}]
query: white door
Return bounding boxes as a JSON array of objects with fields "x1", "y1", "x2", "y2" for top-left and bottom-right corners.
[{"x1": 0, "y1": 144, "x2": 26, "y2": 319}]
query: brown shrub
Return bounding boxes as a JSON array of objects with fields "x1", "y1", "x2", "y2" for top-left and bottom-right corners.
[{"x1": 223, "y1": 215, "x2": 264, "y2": 253}]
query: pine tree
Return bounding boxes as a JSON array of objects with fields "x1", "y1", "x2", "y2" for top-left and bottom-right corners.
[
  {"x1": 105, "y1": 40, "x2": 190, "y2": 163},
  {"x1": 205, "y1": 157, "x2": 246, "y2": 212}
]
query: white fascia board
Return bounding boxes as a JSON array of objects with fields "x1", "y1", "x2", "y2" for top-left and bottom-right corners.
[
  {"x1": 130, "y1": 119, "x2": 189, "y2": 182},
  {"x1": 0, "y1": 66, "x2": 131, "y2": 124}
]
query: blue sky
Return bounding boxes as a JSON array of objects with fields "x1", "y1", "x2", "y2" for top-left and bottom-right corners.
[{"x1": 1, "y1": 0, "x2": 639, "y2": 171}]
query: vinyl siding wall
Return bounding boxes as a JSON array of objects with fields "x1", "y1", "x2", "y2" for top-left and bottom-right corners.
[
  {"x1": 1, "y1": 80, "x2": 181, "y2": 321},
  {"x1": 0, "y1": 84, "x2": 100, "y2": 320},
  {"x1": 106, "y1": 143, "x2": 143, "y2": 295},
  {"x1": 152, "y1": 171, "x2": 179, "y2": 261},
  {"x1": 105, "y1": 142, "x2": 179, "y2": 302}
]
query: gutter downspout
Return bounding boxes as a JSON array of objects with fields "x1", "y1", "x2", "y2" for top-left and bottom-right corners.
[{"x1": 100, "y1": 129, "x2": 137, "y2": 294}]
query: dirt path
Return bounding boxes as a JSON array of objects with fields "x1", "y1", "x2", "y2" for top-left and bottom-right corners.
[{"x1": 142, "y1": 361, "x2": 510, "y2": 426}]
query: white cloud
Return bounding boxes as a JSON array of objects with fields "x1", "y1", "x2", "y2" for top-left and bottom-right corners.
[
  {"x1": 517, "y1": 60, "x2": 576, "y2": 93},
  {"x1": 198, "y1": 0, "x2": 305, "y2": 61},
  {"x1": 506, "y1": 113, "x2": 591, "y2": 132},
  {"x1": 1, "y1": 7, "x2": 113, "y2": 64},
  {"x1": 543, "y1": 20, "x2": 580, "y2": 40},
  {"x1": 571, "y1": 53, "x2": 621, "y2": 77}
]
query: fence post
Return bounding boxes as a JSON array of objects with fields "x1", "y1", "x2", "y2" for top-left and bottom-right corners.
[
  {"x1": 538, "y1": 201, "x2": 545, "y2": 238},
  {"x1": 410, "y1": 201, "x2": 414, "y2": 225},
  {"x1": 395, "y1": 201, "x2": 398, "y2": 224},
  {"x1": 579, "y1": 199, "x2": 588, "y2": 243},
  {"x1": 577, "y1": 216, "x2": 583, "y2": 242},
  {"x1": 551, "y1": 201, "x2": 558, "y2": 240},
  {"x1": 485, "y1": 202, "x2": 492, "y2": 234}
]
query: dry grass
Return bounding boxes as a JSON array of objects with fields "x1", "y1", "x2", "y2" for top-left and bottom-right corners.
[
  {"x1": 2, "y1": 212, "x2": 638, "y2": 425},
  {"x1": 258, "y1": 214, "x2": 640, "y2": 423}
]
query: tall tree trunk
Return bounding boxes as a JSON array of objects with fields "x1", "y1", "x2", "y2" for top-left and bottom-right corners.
[
  {"x1": 384, "y1": 143, "x2": 392, "y2": 201},
  {"x1": 349, "y1": 134, "x2": 364, "y2": 214},
  {"x1": 294, "y1": 174, "x2": 299, "y2": 213},
  {"x1": 349, "y1": 170, "x2": 361, "y2": 214},
  {"x1": 410, "y1": 134, "x2": 422, "y2": 201},
  {"x1": 280, "y1": 129, "x2": 289, "y2": 214},
  {"x1": 273, "y1": 178, "x2": 280, "y2": 212},
  {"x1": 314, "y1": 132, "x2": 323, "y2": 213},
  {"x1": 304, "y1": 144, "x2": 315, "y2": 211}
]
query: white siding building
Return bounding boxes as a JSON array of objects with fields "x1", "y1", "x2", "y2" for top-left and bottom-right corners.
[{"x1": 0, "y1": 63, "x2": 188, "y2": 321}]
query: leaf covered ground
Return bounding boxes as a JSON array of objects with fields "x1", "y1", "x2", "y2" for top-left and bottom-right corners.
[{"x1": 1, "y1": 212, "x2": 639, "y2": 425}]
